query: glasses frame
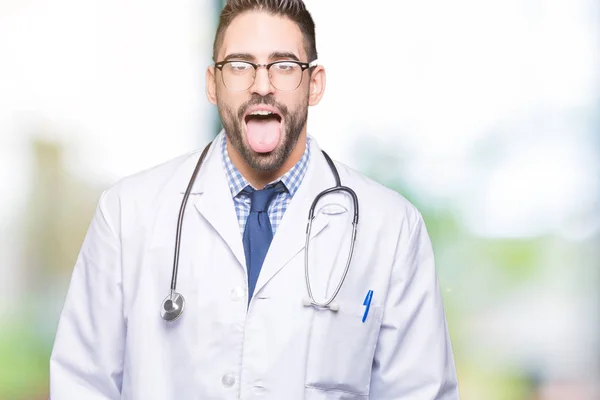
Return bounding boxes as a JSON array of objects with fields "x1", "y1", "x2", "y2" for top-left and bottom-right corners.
[{"x1": 214, "y1": 59, "x2": 319, "y2": 92}]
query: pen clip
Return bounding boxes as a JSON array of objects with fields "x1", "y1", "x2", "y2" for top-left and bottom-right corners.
[{"x1": 362, "y1": 290, "x2": 373, "y2": 323}]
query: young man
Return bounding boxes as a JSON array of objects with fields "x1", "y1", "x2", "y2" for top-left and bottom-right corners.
[{"x1": 50, "y1": 1, "x2": 459, "y2": 398}]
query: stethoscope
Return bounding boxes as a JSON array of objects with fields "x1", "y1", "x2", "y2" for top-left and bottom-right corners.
[{"x1": 160, "y1": 140, "x2": 359, "y2": 322}]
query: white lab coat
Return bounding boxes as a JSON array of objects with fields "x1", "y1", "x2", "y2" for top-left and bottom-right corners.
[{"x1": 50, "y1": 131, "x2": 459, "y2": 399}]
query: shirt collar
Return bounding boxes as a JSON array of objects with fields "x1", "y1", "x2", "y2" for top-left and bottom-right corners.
[{"x1": 221, "y1": 133, "x2": 311, "y2": 198}]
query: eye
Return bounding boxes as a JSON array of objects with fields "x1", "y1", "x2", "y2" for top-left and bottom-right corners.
[
  {"x1": 273, "y1": 62, "x2": 299, "y2": 73},
  {"x1": 229, "y1": 62, "x2": 252, "y2": 72}
]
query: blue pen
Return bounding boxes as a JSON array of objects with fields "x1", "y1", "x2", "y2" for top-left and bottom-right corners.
[{"x1": 362, "y1": 290, "x2": 373, "y2": 323}]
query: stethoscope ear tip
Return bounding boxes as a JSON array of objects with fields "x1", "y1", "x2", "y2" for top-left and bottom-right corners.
[
  {"x1": 302, "y1": 297, "x2": 313, "y2": 307},
  {"x1": 329, "y1": 302, "x2": 340, "y2": 312}
]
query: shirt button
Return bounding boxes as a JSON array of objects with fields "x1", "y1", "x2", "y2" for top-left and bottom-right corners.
[
  {"x1": 230, "y1": 286, "x2": 245, "y2": 302},
  {"x1": 221, "y1": 373, "x2": 236, "y2": 388}
]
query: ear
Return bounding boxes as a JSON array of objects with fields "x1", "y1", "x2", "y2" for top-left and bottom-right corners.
[
  {"x1": 206, "y1": 65, "x2": 217, "y2": 105},
  {"x1": 308, "y1": 65, "x2": 326, "y2": 106}
]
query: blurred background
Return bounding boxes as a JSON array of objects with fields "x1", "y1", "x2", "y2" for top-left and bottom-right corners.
[{"x1": 0, "y1": 0, "x2": 598, "y2": 398}]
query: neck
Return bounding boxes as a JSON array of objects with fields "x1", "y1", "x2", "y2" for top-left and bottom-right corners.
[{"x1": 227, "y1": 130, "x2": 307, "y2": 189}]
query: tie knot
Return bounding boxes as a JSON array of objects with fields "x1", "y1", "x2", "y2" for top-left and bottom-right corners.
[{"x1": 243, "y1": 181, "x2": 286, "y2": 212}]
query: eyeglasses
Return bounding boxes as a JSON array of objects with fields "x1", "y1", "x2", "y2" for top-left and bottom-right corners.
[{"x1": 214, "y1": 59, "x2": 318, "y2": 92}]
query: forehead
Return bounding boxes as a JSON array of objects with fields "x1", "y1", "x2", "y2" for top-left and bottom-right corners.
[{"x1": 219, "y1": 11, "x2": 306, "y2": 60}]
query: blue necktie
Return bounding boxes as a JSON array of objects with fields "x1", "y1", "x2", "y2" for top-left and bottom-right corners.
[{"x1": 242, "y1": 181, "x2": 286, "y2": 302}]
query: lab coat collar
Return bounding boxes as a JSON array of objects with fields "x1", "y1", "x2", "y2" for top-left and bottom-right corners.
[
  {"x1": 178, "y1": 132, "x2": 221, "y2": 196},
  {"x1": 253, "y1": 136, "x2": 350, "y2": 298},
  {"x1": 184, "y1": 130, "x2": 246, "y2": 268}
]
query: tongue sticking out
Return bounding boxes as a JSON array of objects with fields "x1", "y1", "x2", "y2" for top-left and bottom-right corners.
[{"x1": 246, "y1": 118, "x2": 281, "y2": 153}]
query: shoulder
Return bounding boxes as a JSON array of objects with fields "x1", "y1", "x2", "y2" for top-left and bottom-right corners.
[
  {"x1": 331, "y1": 158, "x2": 423, "y2": 229},
  {"x1": 98, "y1": 148, "x2": 204, "y2": 211}
]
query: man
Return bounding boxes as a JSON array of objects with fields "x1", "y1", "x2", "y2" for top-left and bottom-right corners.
[{"x1": 50, "y1": 0, "x2": 459, "y2": 398}]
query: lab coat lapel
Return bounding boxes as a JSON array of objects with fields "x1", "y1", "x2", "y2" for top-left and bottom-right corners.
[
  {"x1": 187, "y1": 134, "x2": 246, "y2": 269},
  {"x1": 253, "y1": 139, "x2": 348, "y2": 296}
]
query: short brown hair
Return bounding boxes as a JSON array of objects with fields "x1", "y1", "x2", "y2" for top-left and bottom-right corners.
[{"x1": 213, "y1": 0, "x2": 318, "y2": 62}]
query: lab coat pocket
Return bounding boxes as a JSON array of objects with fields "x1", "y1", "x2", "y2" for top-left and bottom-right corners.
[{"x1": 305, "y1": 304, "x2": 383, "y2": 397}]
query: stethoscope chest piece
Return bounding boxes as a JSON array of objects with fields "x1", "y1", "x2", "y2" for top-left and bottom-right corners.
[{"x1": 160, "y1": 292, "x2": 185, "y2": 322}]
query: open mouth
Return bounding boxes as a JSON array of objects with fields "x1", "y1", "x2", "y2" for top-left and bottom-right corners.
[
  {"x1": 244, "y1": 110, "x2": 282, "y2": 124},
  {"x1": 243, "y1": 109, "x2": 283, "y2": 153}
]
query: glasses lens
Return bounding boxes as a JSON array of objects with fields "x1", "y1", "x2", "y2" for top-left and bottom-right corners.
[
  {"x1": 222, "y1": 61, "x2": 255, "y2": 91},
  {"x1": 270, "y1": 62, "x2": 303, "y2": 91}
]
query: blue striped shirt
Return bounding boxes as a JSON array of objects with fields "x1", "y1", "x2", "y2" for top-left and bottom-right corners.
[{"x1": 221, "y1": 134, "x2": 311, "y2": 236}]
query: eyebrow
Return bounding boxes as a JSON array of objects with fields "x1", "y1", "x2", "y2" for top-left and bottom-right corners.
[
  {"x1": 223, "y1": 52, "x2": 255, "y2": 62},
  {"x1": 223, "y1": 51, "x2": 301, "y2": 62},
  {"x1": 269, "y1": 51, "x2": 300, "y2": 62}
]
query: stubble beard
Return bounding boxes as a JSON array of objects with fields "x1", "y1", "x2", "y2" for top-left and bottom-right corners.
[{"x1": 218, "y1": 94, "x2": 308, "y2": 173}]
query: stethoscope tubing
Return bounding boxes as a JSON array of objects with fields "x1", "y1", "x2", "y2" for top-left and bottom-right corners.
[
  {"x1": 162, "y1": 140, "x2": 359, "y2": 321},
  {"x1": 169, "y1": 142, "x2": 212, "y2": 295}
]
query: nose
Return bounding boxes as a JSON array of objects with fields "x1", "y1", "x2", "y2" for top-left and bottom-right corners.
[{"x1": 250, "y1": 66, "x2": 275, "y2": 96}]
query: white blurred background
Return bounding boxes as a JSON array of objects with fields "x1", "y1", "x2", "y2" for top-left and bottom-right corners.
[{"x1": 0, "y1": 0, "x2": 598, "y2": 398}]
